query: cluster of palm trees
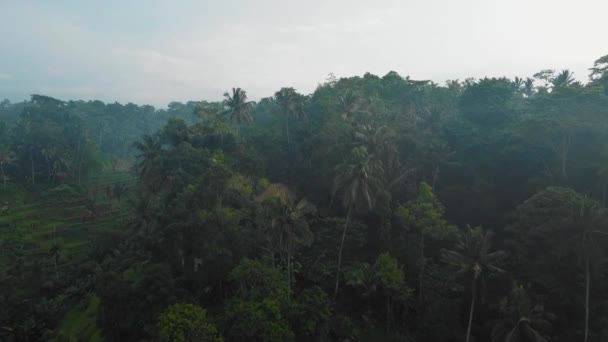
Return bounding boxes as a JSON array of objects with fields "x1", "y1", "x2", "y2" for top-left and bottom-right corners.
[
  {"x1": 221, "y1": 87, "x2": 308, "y2": 143},
  {"x1": 135, "y1": 83, "x2": 607, "y2": 341}
]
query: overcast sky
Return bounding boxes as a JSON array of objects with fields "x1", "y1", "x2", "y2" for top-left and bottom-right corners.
[{"x1": 0, "y1": 0, "x2": 606, "y2": 107}]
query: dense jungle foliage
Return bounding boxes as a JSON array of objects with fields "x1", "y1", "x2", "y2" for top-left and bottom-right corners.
[{"x1": 1, "y1": 55, "x2": 608, "y2": 341}]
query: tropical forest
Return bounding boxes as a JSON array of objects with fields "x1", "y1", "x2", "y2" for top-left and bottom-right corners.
[{"x1": 1, "y1": 55, "x2": 608, "y2": 342}]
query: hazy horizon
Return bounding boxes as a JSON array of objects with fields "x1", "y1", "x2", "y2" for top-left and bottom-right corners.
[{"x1": 1, "y1": 0, "x2": 606, "y2": 107}]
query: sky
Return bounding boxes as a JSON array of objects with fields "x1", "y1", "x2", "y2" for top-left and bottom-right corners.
[{"x1": 0, "y1": 0, "x2": 606, "y2": 107}]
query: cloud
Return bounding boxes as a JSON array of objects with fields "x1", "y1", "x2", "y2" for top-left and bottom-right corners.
[{"x1": 0, "y1": 0, "x2": 606, "y2": 107}]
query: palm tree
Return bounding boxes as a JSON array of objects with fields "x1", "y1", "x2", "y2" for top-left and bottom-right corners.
[
  {"x1": 353, "y1": 123, "x2": 411, "y2": 196},
  {"x1": 332, "y1": 146, "x2": 383, "y2": 297},
  {"x1": 552, "y1": 69, "x2": 575, "y2": 89},
  {"x1": 337, "y1": 91, "x2": 364, "y2": 121},
  {"x1": 441, "y1": 226, "x2": 507, "y2": 342},
  {"x1": 523, "y1": 78, "x2": 535, "y2": 97},
  {"x1": 0, "y1": 146, "x2": 16, "y2": 188},
  {"x1": 274, "y1": 87, "x2": 305, "y2": 147},
  {"x1": 577, "y1": 198, "x2": 608, "y2": 342},
  {"x1": 52, "y1": 153, "x2": 70, "y2": 184},
  {"x1": 513, "y1": 77, "x2": 524, "y2": 92},
  {"x1": 133, "y1": 134, "x2": 162, "y2": 179},
  {"x1": 41, "y1": 146, "x2": 56, "y2": 182},
  {"x1": 222, "y1": 88, "x2": 252, "y2": 135},
  {"x1": 353, "y1": 124, "x2": 392, "y2": 156},
  {"x1": 491, "y1": 281, "x2": 550, "y2": 342},
  {"x1": 270, "y1": 197, "x2": 316, "y2": 303}
]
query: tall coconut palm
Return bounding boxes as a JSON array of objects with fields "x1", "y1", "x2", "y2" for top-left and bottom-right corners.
[
  {"x1": 441, "y1": 226, "x2": 507, "y2": 342},
  {"x1": 354, "y1": 124, "x2": 412, "y2": 196},
  {"x1": 222, "y1": 87, "x2": 252, "y2": 135},
  {"x1": 134, "y1": 135, "x2": 162, "y2": 178},
  {"x1": 332, "y1": 146, "x2": 383, "y2": 297},
  {"x1": 40, "y1": 146, "x2": 56, "y2": 182},
  {"x1": 134, "y1": 134, "x2": 164, "y2": 193},
  {"x1": 577, "y1": 198, "x2": 608, "y2": 342},
  {"x1": 0, "y1": 146, "x2": 16, "y2": 188},
  {"x1": 52, "y1": 153, "x2": 70, "y2": 184},
  {"x1": 270, "y1": 197, "x2": 315, "y2": 303},
  {"x1": 274, "y1": 87, "x2": 305, "y2": 147}
]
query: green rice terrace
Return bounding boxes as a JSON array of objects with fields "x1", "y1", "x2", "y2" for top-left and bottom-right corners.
[
  {"x1": 0, "y1": 172, "x2": 133, "y2": 272},
  {"x1": 0, "y1": 171, "x2": 134, "y2": 340}
]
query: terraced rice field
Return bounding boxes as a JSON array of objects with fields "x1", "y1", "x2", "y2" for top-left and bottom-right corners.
[{"x1": 0, "y1": 171, "x2": 135, "y2": 273}]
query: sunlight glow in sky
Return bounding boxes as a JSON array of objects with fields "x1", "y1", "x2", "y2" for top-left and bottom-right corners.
[{"x1": 1, "y1": 0, "x2": 606, "y2": 107}]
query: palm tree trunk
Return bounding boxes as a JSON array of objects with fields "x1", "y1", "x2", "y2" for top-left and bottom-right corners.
[
  {"x1": 77, "y1": 138, "x2": 82, "y2": 185},
  {"x1": 30, "y1": 150, "x2": 35, "y2": 185},
  {"x1": 386, "y1": 295, "x2": 391, "y2": 333},
  {"x1": 1, "y1": 161, "x2": 5, "y2": 188},
  {"x1": 419, "y1": 233, "x2": 425, "y2": 304},
  {"x1": 285, "y1": 113, "x2": 290, "y2": 147},
  {"x1": 432, "y1": 166, "x2": 440, "y2": 190},
  {"x1": 53, "y1": 226, "x2": 59, "y2": 280},
  {"x1": 561, "y1": 136, "x2": 569, "y2": 180},
  {"x1": 287, "y1": 243, "x2": 292, "y2": 305},
  {"x1": 47, "y1": 160, "x2": 52, "y2": 183},
  {"x1": 584, "y1": 251, "x2": 590, "y2": 342},
  {"x1": 54, "y1": 254, "x2": 59, "y2": 280},
  {"x1": 466, "y1": 280, "x2": 476, "y2": 342},
  {"x1": 334, "y1": 205, "x2": 353, "y2": 298},
  {"x1": 505, "y1": 319, "x2": 523, "y2": 341}
]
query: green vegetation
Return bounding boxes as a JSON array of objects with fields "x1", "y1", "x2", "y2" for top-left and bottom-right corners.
[
  {"x1": 54, "y1": 295, "x2": 103, "y2": 342},
  {"x1": 1, "y1": 54, "x2": 608, "y2": 341},
  {"x1": 157, "y1": 303, "x2": 223, "y2": 342}
]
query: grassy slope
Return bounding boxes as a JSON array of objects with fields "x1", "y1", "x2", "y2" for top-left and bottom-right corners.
[{"x1": 53, "y1": 295, "x2": 103, "y2": 342}]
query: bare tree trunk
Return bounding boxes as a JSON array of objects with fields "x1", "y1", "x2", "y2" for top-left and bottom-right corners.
[
  {"x1": 334, "y1": 205, "x2": 353, "y2": 298},
  {"x1": 466, "y1": 280, "x2": 476, "y2": 342},
  {"x1": 584, "y1": 251, "x2": 590, "y2": 342}
]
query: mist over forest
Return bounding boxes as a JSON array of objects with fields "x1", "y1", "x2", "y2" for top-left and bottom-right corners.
[{"x1": 1, "y1": 55, "x2": 608, "y2": 341}]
